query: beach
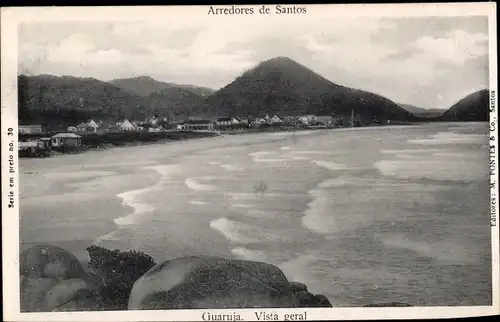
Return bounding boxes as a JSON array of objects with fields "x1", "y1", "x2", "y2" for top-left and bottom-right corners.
[{"x1": 19, "y1": 122, "x2": 492, "y2": 306}]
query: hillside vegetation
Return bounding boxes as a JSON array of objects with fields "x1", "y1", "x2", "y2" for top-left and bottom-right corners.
[
  {"x1": 19, "y1": 57, "x2": 437, "y2": 128},
  {"x1": 399, "y1": 104, "x2": 445, "y2": 118},
  {"x1": 110, "y1": 76, "x2": 215, "y2": 97},
  {"x1": 18, "y1": 75, "x2": 209, "y2": 127},
  {"x1": 18, "y1": 75, "x2": 150, "y2": 128},
  {"x1": 200, "y1": 56, "x2": 416, "y2": 123},
  {"x1": 438, "y1": 89, "x2": 489, "y2": 122}
]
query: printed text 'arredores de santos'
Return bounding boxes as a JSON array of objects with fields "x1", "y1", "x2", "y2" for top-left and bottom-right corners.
[{"x1": 207, "y1": 5, "x2": 307, "y2": 15}]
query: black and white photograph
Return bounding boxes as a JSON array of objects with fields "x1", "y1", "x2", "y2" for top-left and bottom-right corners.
[{"x1": 1, "y1": 3, "x2": 498, "y2": 321}]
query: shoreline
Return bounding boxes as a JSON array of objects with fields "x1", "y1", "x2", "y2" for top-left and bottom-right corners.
[{"x1": 19, "y1": 123, "x2": 420, "y2": 159}]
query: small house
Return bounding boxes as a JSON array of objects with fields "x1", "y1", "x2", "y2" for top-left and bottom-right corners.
[
  {"x1": 270, "y1": 114, "x2": 283, "y2": 124},
  {"x1": 67, "y1": 126, "x2": 78, "y2": 132},
  {"x1": 76, "y1": 122, "x2": 89, "y2": 132},
  {"x1": 215, "y1": 117, "x2": 232, "y2": 126},
  {"x1": 254, "y1": 115, "x2": 270, "y2": 125},
  {"x1": 177, "y1": 119, "x2": 214, "y2": 131},
  {"x1": 298, "y1": 115, "x2": 318, "y2": 125},
  {"x1": 131, "y1": 121, "x2": 143, "y2": 131},
  {"x1": 120, "y1": 119, "x2": 136, "y2": 131},
  {"x1": 87, "y1": 120, "x2": 100, "y2": 133},
  {"x1": 19, "y1": 125, "x2": 43, "y2": 135},
  {"x1": 51, "y1": 133, "x2": 82, "y2": 149},
  {"x1": 316, "y1": 115, "x2": 334, "y2": 126}
]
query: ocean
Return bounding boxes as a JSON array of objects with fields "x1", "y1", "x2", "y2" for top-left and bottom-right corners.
[{"x1": 19, "y1": 122, "x2": 492, "y2": 306}]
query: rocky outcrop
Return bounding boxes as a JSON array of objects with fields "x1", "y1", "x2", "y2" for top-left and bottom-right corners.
[
  {"x1": 21, "y1": 245, "x2": 413, "y2": 311},
  {"x1": 20, "y1": 245, "x2": 95, "y2": 311},
  {"x1": 128, "y1": 256, "x2": 332, "y2": 309}
]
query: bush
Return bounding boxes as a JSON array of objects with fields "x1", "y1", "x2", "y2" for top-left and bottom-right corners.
[{"x1": 85, "y1": 245, "x2": 156, "y2": 310}]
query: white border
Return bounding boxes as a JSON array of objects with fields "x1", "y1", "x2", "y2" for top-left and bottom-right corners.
[{"x1": 1, "y1": 3, "x2": 499, "y2": 321}]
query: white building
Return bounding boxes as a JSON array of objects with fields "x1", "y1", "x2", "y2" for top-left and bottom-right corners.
[
  {"x1": 19, "y1": 125, "x2": 43, "y2": 134},
  {"x1": 87, "y1": 120, "x2": 99, "y2": 133},
  {"x1": 51, "y1": 133, "x2": 82, "y2": 148},
  {"x1": 120, "y1": 119, "x2": 136, "y2": 131},
  {"x1": 269, "y1": 114, "x2": 283, "y2": 124},
  {"x1": 298, "y1": 115, "x2": 318, "y2": 125}
]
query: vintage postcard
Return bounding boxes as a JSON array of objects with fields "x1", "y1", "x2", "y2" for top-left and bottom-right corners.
[{"x1": 1, "y1": 3, "x2": 499, "y2": 321}]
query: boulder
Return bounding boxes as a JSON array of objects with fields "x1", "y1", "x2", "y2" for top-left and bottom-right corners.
[
  {"x1": 20, "y1": 277, "x2": 58, "y2": 312},
  {"x1": 20, "y1": 244, "x2": 85, "y2": 279},
  {"x1": 45, "y1": 279, "x2": 90, "y2": 311},
  {"x1": 288, "y1": 281, "x2": 308, "y2": 292},
  {"x1": 128, "y1": 256, "x2": 332, "y2": 309},
  {"x1": 19, "y1": 245, "x2": 94, "y2": 312}
]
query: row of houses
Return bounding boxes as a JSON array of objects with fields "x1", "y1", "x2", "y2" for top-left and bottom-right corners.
[
  {"x1": 19, "y1": 113, "x2": 339, "y2": 136},
  {"x1": 176, "y1": 114, "x2": 335, "y2": 131},
  {"x1": 19, "y1": 132, "x2": 82, "y2": 157},
  {"x1": 66, "y1": 116, "x2": 168, "y2": 134}
]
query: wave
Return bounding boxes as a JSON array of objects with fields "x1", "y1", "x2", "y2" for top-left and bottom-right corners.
[
  {"x1": 280, "y1": 146, "x2": 291, "y2": 151},
  {"x1": 292, "y1": 156, "x2": 309, "y2": 161},
  {"x1": 312, "y1": 160, "x2": 358, "y2": 171},
  {"x1": 94, "y1": 230, "x2": 121, "y2": 245},
  {"x1": 225, "y1": 192, "x2": 258, "y2": 201},
  {"x1": 224, "y1": 192, "x2": 283, "y2": 201},
  {"x1": 248, "y1": 151, "x2": 272, "y2": 158},
  {"x1": 292, "y1": 151, "x2": 332, "y2": 155},
  {"x1": 43, "y1": 170, "x2": 115, "y2": 181},
  {"x1": 113, "y1": 165, "x2": 182, "y2": 226},
  {"x1": 380, "y1": 149, "x2": 442, "y2": 155},
  {"x1": 250, "y1": 150, "x2": 313, "y2": 163},
  {"x1": 379, "y1": 233, "x2": 479, "y2": 265},
  {"x1": 185, "y1": 177, "x2": 217, "y2": 191},
  {"x1": 432, "y1": 152, "x2": 466, "y2": 158},
  {"x1": 231, "y1": 204, "x2": 253, "y2": 208},
  {"x1": 301, "y1": 189, "x2": 333, "y2": 235},
  {"x1": 210, "y1": 216, "x2": 291, "y2": 244},
  {"x1": 249, "y1": 151, "x2": 285, "y2": 162},
  {"x1": 191, "y1": 200, "x2": 209, "y2": 205},
  {"x1": 220, "y1": 164, "x2": 244, "y2": 172},
  {"x1": 278, "y1": 253, "x2": 322, "y2": 288},
  {"x1": 374, "y1": 155, "x2": 486, "y2": 182},
  {"x1": 246, "y1": 209, "x2": 277, "y2": 216},
  {"x1": 407, "y1": 132, "x2": 486, "y2": 145},
  {"x1": 209, "y1": 217, "x2": 256, "y2": 243},
  {"x1": 231, "y1": 247, "x2": 269, "y2": 262}
]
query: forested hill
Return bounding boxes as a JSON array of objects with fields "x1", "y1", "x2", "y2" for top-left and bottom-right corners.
[
  {"x1": 199, "y1": 56, "x2": 416, "y2": 123},
  {"x1": 18, "y1": 75, "x2": 151, "y2": 128},
  {"x1": 438, "y1": 89, "x2": 490, "y2": 122},
  {"x1": 399, "y1": 104, "x2": 445, "y2": 118},
  {"x1": 110, "y1": 76, "x2": 215, "y2": 97},
  {"x1": 18, "y1": 75, "x2": 209, "y2": 127}
]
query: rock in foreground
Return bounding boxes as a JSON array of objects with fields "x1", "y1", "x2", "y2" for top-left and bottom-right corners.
[
  {"x1": 128, "y1": 256, "x2": 332, "y2": 309},
  {"x1": 20, "y1": 245, "x2": 94, "y2": 312}
]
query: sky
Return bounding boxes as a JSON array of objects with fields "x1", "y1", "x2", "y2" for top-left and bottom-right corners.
[{"x1": 17, "y1": 6, "x2": 490, "y2": 110}]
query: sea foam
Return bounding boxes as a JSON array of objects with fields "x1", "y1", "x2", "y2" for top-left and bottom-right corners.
[
  {"x1": 312, "y1": 160, "x2": 356, "y2": 171},
  {"x1": 407, "y1": 132, "x2": 486, "y2": 145},
  {"x1": 231, "y1": 247, "x2": 269, "y2": 262},
  {"x1": 113, "y1": 164, "x2": 182, "y2": 227},
  {"x1": 185, "y1": 177, "x2": 217, "y2": 191},
  {"x1": 209, "y1": 217, "x2": 255, "y2": 243}
]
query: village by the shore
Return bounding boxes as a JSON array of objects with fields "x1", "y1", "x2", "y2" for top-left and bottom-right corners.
[{"x1": 18, "y1": 112, "x2": 375, "y2": 158}]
